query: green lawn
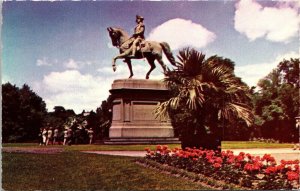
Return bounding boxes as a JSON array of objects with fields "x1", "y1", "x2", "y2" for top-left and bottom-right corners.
[
  {"x1": 221, "y1": 141, "x2": 294, "y2": 149},
  {"x1": 3, "y1": 141, "x2": 294, "y2": 151},
  {"x1": 2, "y1": 151, "x2": 209, "y2": 190},
  {"x1": 2, "y1": 141, "x2": 294, "y2": 190}
]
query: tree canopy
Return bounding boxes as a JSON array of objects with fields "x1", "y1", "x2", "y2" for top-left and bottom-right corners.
[
  {"x1": 252, "y1": 58, "x2": 299, "y2": 142},
  {"x1": 2, "y1": 83, "x2": 47, "y2": 142}
]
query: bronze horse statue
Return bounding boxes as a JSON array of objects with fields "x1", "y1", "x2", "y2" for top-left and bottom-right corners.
[{"x1": 107, "y1": 27, "x2": 176, "y2": 79}]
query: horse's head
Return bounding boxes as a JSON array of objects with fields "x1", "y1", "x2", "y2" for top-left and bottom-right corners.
[
  {"x1": 107, "y1": 27, "x2": 130, "y2": 48},
  {"x1": 107, "y1": 27, "x2": 121, "y2": 47}
]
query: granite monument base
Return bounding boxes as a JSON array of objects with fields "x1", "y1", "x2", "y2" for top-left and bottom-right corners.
[{"x1": 106, "y1": 79, "x2": 179, "y2": 144}]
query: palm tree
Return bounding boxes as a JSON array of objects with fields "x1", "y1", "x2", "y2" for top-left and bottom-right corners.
[{"x1": 155, "y1": 48, "x2": 254, "y2": 150}]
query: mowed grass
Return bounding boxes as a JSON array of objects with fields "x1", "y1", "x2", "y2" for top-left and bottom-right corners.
[
  {"x1": 221, "y1": 141, "x2": 294, "y2": 149},
  {"x1": 2, "y1": 151, "x2": 209, "y2": 190},
  {"x1": 3, "y1": 141, "x2": 294, "y2": 151},
  {"x1": 2, "y1": 141, "x2": 294, "y2": 190}
]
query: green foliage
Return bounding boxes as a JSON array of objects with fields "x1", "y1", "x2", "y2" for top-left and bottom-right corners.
[
  {"x1": 155, "y1": 48, "x2": 254, "y2": 148},
  {"x1": 252, "y1": 58, "x2": 299, "y2": 142},
  {"x1": 95, "y1": 97, "x2": 113, "y2": 139},
  {"x1": 2, "y1": 83, "x2": 47, "y2": 142}
]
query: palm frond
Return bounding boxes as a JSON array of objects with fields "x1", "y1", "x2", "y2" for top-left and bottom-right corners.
[{"x1": 221, "y1": 103, "x2": 254, "y2": 127}]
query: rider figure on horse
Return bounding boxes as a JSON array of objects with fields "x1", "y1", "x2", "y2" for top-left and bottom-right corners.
[{"x1": 130, "y1": 15, "x2": 145, "y2": 57}]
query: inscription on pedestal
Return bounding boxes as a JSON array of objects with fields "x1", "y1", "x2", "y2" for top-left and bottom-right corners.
[{"x1": 132, "y1": 101, "x2": 158, "y2": 121}]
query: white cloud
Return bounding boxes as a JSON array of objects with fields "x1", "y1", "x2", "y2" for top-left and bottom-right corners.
[
  {"x1": 234, "y1": 0, "x2": 300, "y2": 43},
  {"x1": 64, "y1": 59, "x2": 80, "y2": 69},
  {"x1": 33, "y1": 58, "x2": 165, "y2": 114},
  {"x1": 235, "y1": 51, "x2": 300, "y2": 87},
  {"x1": 63, "y1": 59, "x2": 94, "y2": 69},
  {"x1": 33, "y1": 70, "x2": 111, "y2": 113},
  {"x1": 36, "y1": 57, "x2": 52, "y2": 66},
  {"x1": 148, "y1": 18, "x2": 216, "y2": 50}
]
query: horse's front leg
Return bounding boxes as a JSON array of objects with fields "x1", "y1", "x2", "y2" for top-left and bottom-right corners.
[
  {"x1": 112, "y1": 49, "x2": 131, "y2": 72},
  {"x1": 112, "y1": 57, "x2": 117, "y2": 72},
  {"x1": 112, "y1": 53, "x2": 127, "y2": 72},
  {"x1": 124, "y1": 59, "x2": 133, "y2": 78}
]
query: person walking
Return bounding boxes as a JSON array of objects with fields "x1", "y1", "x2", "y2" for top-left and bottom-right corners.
[
  {"x1": 87, "y1": 128, "x2": 94, "y2": 144},
  {"x1": 42, "y1": 128, "x2": 47, "y2": 146},
  {"x1": 63, "y1": 129, "x2": 68, "y2": 145},
  {"x1": 38, "y1": 128, "x2": 43, "y2": 146},
  {"x1": 66, "y1": 128, "x2": 73, "y2": 146},
  {"x1": 46, "y1": 127, "x2": 53, "y2": 145},
  {"x1": 53, "y1": 128, "x2": 59, "y2": 145}
]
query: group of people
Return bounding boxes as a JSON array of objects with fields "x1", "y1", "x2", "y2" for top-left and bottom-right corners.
[{"x1": 38, "y1": 125, "x2": 94, "y2": 146}]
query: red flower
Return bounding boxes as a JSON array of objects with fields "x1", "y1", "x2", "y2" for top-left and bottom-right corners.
[
  {"x1": 215, "y1": 157, "x2": 223, "y2": 164},
  {"x1": 227, "y1": 157, "x2": 235, "y2": 164},
  {"x1": 294, "y1": 164, "x2": 299, "y2": 172},
  {"x1": 235, "y1": 163, "x2": 241, "y2": 168},
  {"x1": 213, "y1": 163, "x2": 221, "y2": 168},
  {"x1": 276, "y1": 164, "x2": 285, "y2": 172},
  {"x1": 156, "y1": 145, "x2": 162, "y2": 151},
  {"x1": 265, "y1": 166, "x2": 278, "y2": 174},
  {"x1": 244, "y1": 163, "x2": 261, "y2": 172},
  {"x1": 286, "y1": 171, "x2": 299, "y2": 181},
  {"x1": 236, "y1": 155, "x2": 244, "y2": 162},
  {"x1": 262, "y1": 154, "x2": 275, "y2": 163},
  {"x1": 144, "y1": 147, "x2": 151, "y2": 153},
  {"x1": 239, "y1": 152, "x2": 245, "y2": 156}
]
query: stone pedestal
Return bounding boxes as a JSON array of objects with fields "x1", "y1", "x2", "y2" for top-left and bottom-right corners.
[{"x1": 108, "y1": 79, "x2": 176, "y2": 141}]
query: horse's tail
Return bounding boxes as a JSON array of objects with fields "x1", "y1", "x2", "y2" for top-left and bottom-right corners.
[{"x1": 160, "y1": 42, "x2": 176, "y2": 66}]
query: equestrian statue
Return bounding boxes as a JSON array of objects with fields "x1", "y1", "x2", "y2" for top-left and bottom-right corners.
[{"x1": 107, "y1": 15, "x2": 176, "y2": 79}]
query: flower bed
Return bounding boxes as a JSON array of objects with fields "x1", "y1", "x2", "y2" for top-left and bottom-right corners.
[{"x1": 144, "y1": 145, "x2": 299, "y2": 190}]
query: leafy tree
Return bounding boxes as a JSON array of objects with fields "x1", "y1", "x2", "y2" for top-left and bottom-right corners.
[
  {"x1": 2, "y1": 83, "x2": 47, "y2": 142},
  {"x1": 155, "y1": 48, "x2": 254, "y2": 150},
  {"x1": 252, "y1": 58, "x2": 299, "y2": 142},
  {"x1": 96, "y1": 97, "x2": 113, "y2": 139}
]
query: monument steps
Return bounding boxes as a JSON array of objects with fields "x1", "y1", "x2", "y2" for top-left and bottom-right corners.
[{"x1": 103, "y1": 137, "x2": 180, "y2": 145}]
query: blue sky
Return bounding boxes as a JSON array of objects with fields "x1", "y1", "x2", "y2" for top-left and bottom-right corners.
[{"x1": 2, "y1": 0, "x2": 299, "y2": 113}]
